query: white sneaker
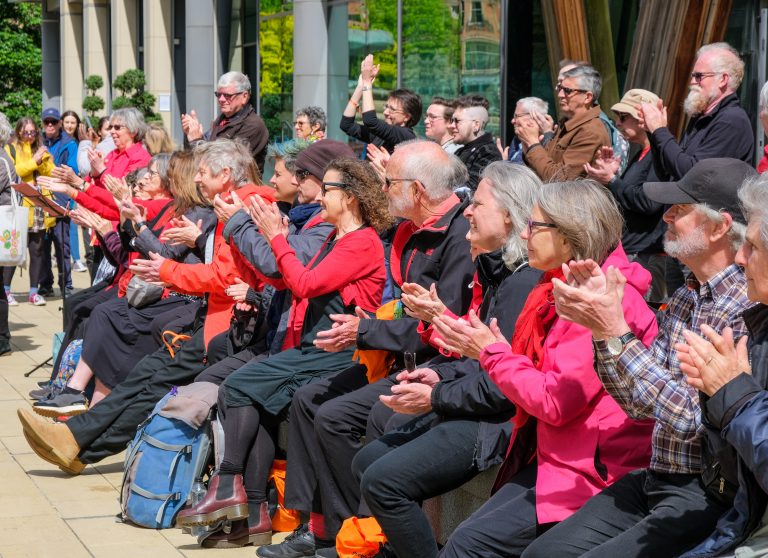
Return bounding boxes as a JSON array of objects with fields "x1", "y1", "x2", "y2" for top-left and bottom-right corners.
[
  {"x1": 5, "y1": 292, "x2": 18, "y2": 306},
  {"x1": 28, "y1": 294, "x2": 46, "y2": 306},
  {"x1": 73, "y1": 260, "x2": 88, "y2": 273}
]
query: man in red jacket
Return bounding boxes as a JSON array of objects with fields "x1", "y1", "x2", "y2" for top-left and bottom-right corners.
[{"x1": 17, "y1": 139, "x2": 274, "y2": 474}]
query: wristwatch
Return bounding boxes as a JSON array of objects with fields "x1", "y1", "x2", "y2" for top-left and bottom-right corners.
[
  {"x1": 133, "y1": 220, "x2": 147, "y2": 234},
  {"x1": 605, "y1": 331, "x2": 637, "y2": 357},
  {"x1": 361, "y1": 85, "x2": 371, "y2": 92}
]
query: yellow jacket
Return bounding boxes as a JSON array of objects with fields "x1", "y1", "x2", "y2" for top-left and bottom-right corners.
[{"x1": 4, "y1": 142, "x2": 56, "y2": 230}]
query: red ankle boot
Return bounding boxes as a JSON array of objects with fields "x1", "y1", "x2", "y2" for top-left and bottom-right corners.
[
  {"x1": 199, "y1": 502, "x2": 272, "y2": 548},
  {"x1": 176, "y1": 474, "x2": 248, "y2": 527}
]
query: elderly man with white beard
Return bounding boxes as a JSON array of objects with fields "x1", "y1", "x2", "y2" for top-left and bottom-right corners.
[{"x1": 638, "y1": 42, "x2": 753, "y2": 181}]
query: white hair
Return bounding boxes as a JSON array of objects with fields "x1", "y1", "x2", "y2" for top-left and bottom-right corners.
[
  {"x1": 697, "y1": 42, "x2": 745, "y2": 91},
  {"x1": 218, "y1": 71, "x2": 251, "y2": 93}
]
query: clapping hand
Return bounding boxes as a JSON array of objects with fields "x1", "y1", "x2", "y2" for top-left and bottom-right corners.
[
  {"x1": 249, "y1": 194, "x2": 288, "y2": 241},
  {"x1": 88, "y1": 147, "x2": 106, "y2": 176},
  {"x1": 431, "y1": 310, "x2": 507, "y2": 360},
  {"x1": 584, "y1": 146, "x2": 621, "y2": 184},
  {"x1": 401, "y1": 282, "x2": 446, "y2": 323},
  {"x1": 130, "y1": 251, "x2": 167, "y2": 284},
  {"x1": 313, "y1": 307, "x2": 370, "y2": 352},
  {"x1": 213, "y1": 191, "x2": 244, "y2": 225},
  {"x1": 637, "y1": 100, "x2": 667, "y2": 133},
  {"x1": 181, "y1": 110, "x2": 205, "y2": 142},
  {"x1": 160, "y1": 215, "x2": 204, "y2": 247}
]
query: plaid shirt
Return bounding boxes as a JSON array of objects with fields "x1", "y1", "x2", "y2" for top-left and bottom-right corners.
[{"x1": 595, "y1": 263, "x2": 752, "y2": 474}]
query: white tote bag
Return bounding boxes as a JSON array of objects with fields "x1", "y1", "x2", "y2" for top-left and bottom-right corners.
[{"x1": 0, "y1": 156, "x2": 28, "y2": 267}]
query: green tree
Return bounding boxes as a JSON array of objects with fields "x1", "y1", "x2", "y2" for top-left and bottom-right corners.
[
  {"x1": 0, "y1": 1, "x2": 42, "y2": 123},
  {"x1": 82, "y1": 75, "x2": 106, "y2": 120},
  {"x1": 112, "y1": 69, "x2": 161, "y2": 122}
]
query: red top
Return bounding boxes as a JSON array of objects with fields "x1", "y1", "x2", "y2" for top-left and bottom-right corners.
[
  {"x1": 158, "y1": 184, "x2": 276, "y2": 348},
  {"x1": 88, "y1": 143, "x2": 152, "y2": 188}
]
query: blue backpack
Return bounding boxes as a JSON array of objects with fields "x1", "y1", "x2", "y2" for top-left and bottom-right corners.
[{"x1": 119, "y1": 389, "x2": 213, "y2": 529}]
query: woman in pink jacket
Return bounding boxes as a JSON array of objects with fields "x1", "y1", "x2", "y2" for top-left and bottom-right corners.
[{"x1": 431, "y1": 180, "x2": 657, "y2": 557}]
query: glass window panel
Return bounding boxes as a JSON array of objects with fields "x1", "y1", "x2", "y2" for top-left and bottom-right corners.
[{"x1": 259, "y1": 1, "x2": 294, "y2": 140}]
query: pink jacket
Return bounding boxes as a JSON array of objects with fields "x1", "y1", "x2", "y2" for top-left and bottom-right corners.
[{"x1": 479, "y1": 244, "x2": 657, "y2": 523}]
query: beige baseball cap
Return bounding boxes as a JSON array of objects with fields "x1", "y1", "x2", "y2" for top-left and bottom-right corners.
[{"x1": 611, "y1": 89, "x2": 661, "y2": 119}]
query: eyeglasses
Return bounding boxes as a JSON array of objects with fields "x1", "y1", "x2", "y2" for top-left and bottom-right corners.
[
  {"x1": 294, "y1": 169, "x2": 312, "y2": 182},
  {"x1": 556, "y1": 84, "x2": 588, "y2": 96},
  {"x1": 21, "y1": 130, "x2": 37, "y2": 136},
  {"x1": 383, "y1": 104, "x2": 404, "y2": 114},
  {"x1": 214, "y1": 90, "x2": 245, "y2": 101},
  {"x1": 690, "y1": 71, "x2": 719, "y2": 83},
  {"x1": 615, "y1": 112, "x2": 632, "y2": 123},
  {"x1": 321, "y1": 181, "x2": 349, "y2": 196},
  {"x1": 384, "y1": 177, "x2": 416, "y2": 189},
  {"x1": 450, "y1": 117, "x2": 472, "y2": 124},
  {"x1": 512, "y1": 113, "x2": 530, "y2": 120},
  {"x1": 109, "y1": 124, "x2": 125, "y2": 131},
  {"x1": 425, "y1": 113, "x2": 445, "y2": 121},
  {"x1": 148, "y1": 169, "x2": 160, "y2": 177},
  {"x1": 293, "y1": 120, "x2": 309, "y2": 127},
  {"x1": 43, "y1": 120, "x2": 59, "y2": 126},
  {"x1": 526, "y1": 218, "x2": 558, "y2": 235}
]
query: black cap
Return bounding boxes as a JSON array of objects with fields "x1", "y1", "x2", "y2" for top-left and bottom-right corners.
[
  {"x1": 643, "y1": 158, "x2": 757, "y2": 225},
  {"x1": 295, "y1": 139, "x2": 355, "y2": 181}
]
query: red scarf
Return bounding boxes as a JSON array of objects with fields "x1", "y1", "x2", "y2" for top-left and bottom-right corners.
[{"x1": 510, "y1": 269, "x2": 564, "y2": 370}]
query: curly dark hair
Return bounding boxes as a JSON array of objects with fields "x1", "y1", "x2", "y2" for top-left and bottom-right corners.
[{"x1": 324, "y1": 158, "x2": 395, "y2": 234}]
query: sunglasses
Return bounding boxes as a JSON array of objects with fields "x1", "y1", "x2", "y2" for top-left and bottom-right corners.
[
  {"x1": 690, "y1": 71, "x2": 719, "y2": 83},
  {"x1": 43, "y1": 120, "x2": 59, "y2": 126},
  {"x1": 526, "y1": 218, "x2": 558, "y2": 235},
  {"x1": 214, "y1": 90, "x2": 244, "y2": 101},
  {"x1": 294, "y1": 169, "x2": 312, "y2": 182},
  {"x1": 109, "y1": 124, "x2": 125, "y2": 131},
  {"x1": 615, "y1": 112, "x2": 632, "y2": 123},
  {"x1": 21, "y1": 130, "x2": 37, "y2": 136},
  {"x1": 321, "y1": 181, "x2": 349, "y2": 196},
  {"x1": 384, "y1": 177, "x2": 416, "y2": 189},
  {"x1": 556, "y1": 84, "x2": 588, "y2": 96}
]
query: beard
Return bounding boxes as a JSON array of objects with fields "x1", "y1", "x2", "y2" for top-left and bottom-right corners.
[
  {"x1": 387, "y1": 192, "x2": 416, "y2": 219},
  {"x1": 663, "y1": 223, "x2": 709, "y2": 260},
  {"x1": 684, "y1": 86, "x2": 718, "y2": 118}
]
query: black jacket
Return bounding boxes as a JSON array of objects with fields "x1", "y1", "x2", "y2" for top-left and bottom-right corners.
[
  {"x1": 455, "y1": 132, "x2": 502, "y2": 191},
  {"x1": 609, "y1": 148, "x2": 665, "y2": 255},
  {"x1": 650, "y1": 93, "x2": 753, "y2": 181},
  {"x1": 683, "y1": 304, "x2": 768, "y2": 557},
  {"x1": 340, "y1": 110, "x2": 416, "y2": 154},
  {"x1": 357, "y1": 198, "x2": 475, "y2": 365},
  {"x1": 429, "y1": 253, "x2": 542, "y2": 470}
]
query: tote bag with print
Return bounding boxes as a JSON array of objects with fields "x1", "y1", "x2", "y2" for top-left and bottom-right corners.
[{"x1": 0, "y1": 157, "x2": 27, "y2": 267}]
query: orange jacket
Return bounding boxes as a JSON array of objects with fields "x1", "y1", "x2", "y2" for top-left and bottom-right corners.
[{"x1": 158, "y1": 183, "x2": 275, "y2": 347}]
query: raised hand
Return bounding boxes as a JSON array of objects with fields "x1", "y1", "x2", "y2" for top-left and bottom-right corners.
[
  {"x1": 249, "y1": 194, "x2": 288, "y2": 241},
  {"x1": 213, "y1": 191, "x2": 244, "y2": 225},
  {"x1": 676, "y1": 325, "x2": 751, "y2": 396},
  {"x1": 181, "y1": 110, "x2": 204, "y2": 141},
  {"x1": 584, "y1": 146, "x2": 621, "y2": 184},
  {"x1": 160, "y1": 215, "x2": 203, "y2": 247}
]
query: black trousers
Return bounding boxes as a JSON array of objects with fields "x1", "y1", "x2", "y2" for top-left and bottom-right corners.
[
  {"x1": 67, "y1": 326, "x2": 228, "y2": 463},
  {"x1": 284, "y1": 364, "x2": 396, "y2": 537},
  {"x1": 521, "y1": 469, "x2": 730, "y2": 558},
  {"x1": 439, "y1": 462, "x2": 539, "y2": 558},
  {"x1": 0, "y1": 286, "x2": 8, "y2": 342},
  {"x1": 41, "y1": 219, "x2": 72, "y2": 291},
  {"x1": 352, "y1": 414, "x2": 482, "y2": 558}
]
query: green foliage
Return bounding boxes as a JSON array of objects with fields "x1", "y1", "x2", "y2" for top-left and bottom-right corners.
[
  {"x1": 259, "y1": 7, "x2": 294, "y2": 138},
  {"x1": 82, "y1": 74, "x2": 106, "y2": 119},
  {"x1": 84, "y1": 75, "x2": 104, "y2": 92},
  {"x1": 0, "y1": 1, "x2": 42, "y2": 123},
  {"x1": 112, "y1": 69, "x2": 158, "y2": 121}
]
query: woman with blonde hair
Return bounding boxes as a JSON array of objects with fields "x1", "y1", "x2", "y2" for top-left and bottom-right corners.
[{"x1": 144, "y1": 121, "x2": 176, "y2": 155}]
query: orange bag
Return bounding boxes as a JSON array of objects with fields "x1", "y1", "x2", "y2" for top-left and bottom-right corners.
[
  {"x1": 352, "y1": 300, "x2": 398, "y2": 384},
  {"x1": 336, "y1": 516, "x2": 388, "y2": 558},
  {"x1": 268, "y1": 460, "x2": 301, "y2": 532}
]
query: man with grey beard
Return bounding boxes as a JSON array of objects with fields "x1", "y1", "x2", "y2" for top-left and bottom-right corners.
[{"x1": 638, "y1": 42, "x2": 753, "y2": 181}]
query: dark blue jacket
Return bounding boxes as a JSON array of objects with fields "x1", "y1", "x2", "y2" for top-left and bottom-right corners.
[
  {"x1": 682, "y1": 303, "x2": 768, "y2": 557},
  {"x1": 44, "y1": 131, "x2": 79, "y2": 208}
]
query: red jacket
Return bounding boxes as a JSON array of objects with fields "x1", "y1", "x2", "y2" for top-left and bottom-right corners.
[
  {"x1": 87, "y1": 143, "x2": 152, "y2": 188},
  {"x1": 480, "y1": 244, "x2": 657, "y2": 523},
  {"x1": 158, "y1": 184, "x2": 275, "y2": 347},
  {"x1": 270, "y1": 226, "x2": 386, "y2": 349}
]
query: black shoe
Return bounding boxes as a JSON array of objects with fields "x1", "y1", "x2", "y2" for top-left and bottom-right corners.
[
  {"x1": 0, "y1": 339, "x2": 10, "y2": 357},
  {"x1": 315, "y1": 548, "x2": 338, "y2": 558},
  {"x1": 256, "y1": 523, "x2": 333, "y2": 558},
  {"x1": 37, "y1": 287, "x2": 54, "y2": 297}
]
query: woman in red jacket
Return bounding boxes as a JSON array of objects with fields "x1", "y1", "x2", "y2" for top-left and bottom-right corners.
[
  {"x1": 430, "y1": 180, "x2": 658, "y2": 557},
  {"x1": 176, "y1": 157, "x2": 394, "y2": 547}
]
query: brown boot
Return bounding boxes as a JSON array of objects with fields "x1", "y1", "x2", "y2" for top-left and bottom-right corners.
[
  {"x1": 176, "y1": 474, "x2": 248, "y2": 527},
  {"x1": 199, "y1": 502, "x2": 272, "y2": 548},
  {"x1": 17, "y1": 407, "x2": 82, "y2": 474}
]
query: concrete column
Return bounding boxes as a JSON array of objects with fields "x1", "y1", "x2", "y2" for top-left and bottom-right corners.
[
  {"x1": 83, "y1": 0, "x2": 110, "y2": 116},
  {"x1": 111, "y1": 0, "x2": 139, "y2": 112},
  {"x1": 184, "y1": 0, "x2": 219, "y2": 132},
  {"x1": 41, "y1": 0, "x2": 62, "y2": 110},
  {"x1": 60, "y1": 0, "x2": 84, "y2": 113},
  {"x1": 293, "y1": 0, "x2": 348, "y2": 141},
  {"x1": 143, "y1": 0, "x2": 174, "y2": 131}
]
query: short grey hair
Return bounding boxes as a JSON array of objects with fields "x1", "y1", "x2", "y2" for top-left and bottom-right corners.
[
  {"x1": 218, "y1": 71, "x2": 251, "y2": 93},
  {"x1": 296, "y1": 106, "x2": 327, "y2": 132},
  {"x1": 197, "y1": 138, "x2": 253, "y2": 186},
  {"x1": 759, "y1": 80, "x2": 768, "y2": 112},
  {"x1": 561, "y1": 65, "x2": 602, "y2": 104},
  {"x1": 463, "y1": 105, "x2": 489, "y2": 128},
  {"x1": 697, "y1": 42, "x2": 744, "y2": 91},
  {"x1": 396, "y1": 139, "x2": 467, "y2": 202},
  {"x1": 516, "y1": 97, "x2": 549, "y2": 118},
  {"x1": 111, "y1": 107, "x2": 147, "y2": 142},
  {"x1": 481, "y1": 162, "x2": 542, "y2": 267},
  {"x1": 739, "y1": 173, "x2": 768, "y2": 248},
  {"x1": 149, "y1": 152, "x2": 172, "y2": 192},
  {"x1": 694, "y1": 203, "x2": 746, "y2": 253},
  {"x1": 0, "y1": 111, "x2": 12, "y2": 145},
  {"x1": 537, "y1": 180, "x2": 623, "y2": 262}
]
